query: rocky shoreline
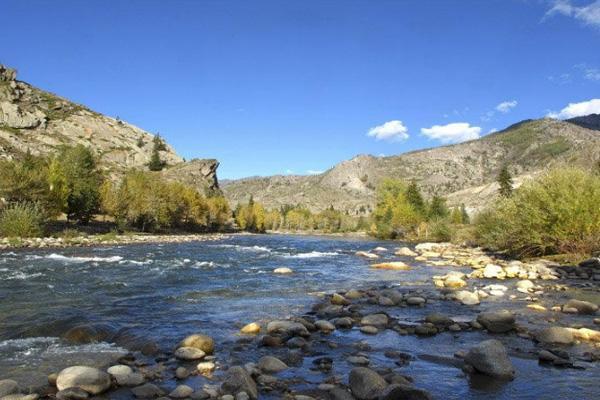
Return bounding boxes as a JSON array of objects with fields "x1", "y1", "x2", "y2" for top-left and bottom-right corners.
[
  {"x1": 0, "y1": 233, "x2": 231, "y2": 250},
  {"x1": 1, "y1": 243, "x2": 599, "y2": 399}
]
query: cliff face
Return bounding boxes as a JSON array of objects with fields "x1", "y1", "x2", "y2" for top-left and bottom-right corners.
[
  {"x1": 223, "y1": 118, "x2": 600, "y2": 213},
  {"x1": 0, "y1": 65, "x2": 219, "y2": 194}
]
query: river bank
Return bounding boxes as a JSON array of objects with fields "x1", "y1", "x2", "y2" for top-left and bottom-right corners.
[{"x1": 1, "y1": 236, "x2": 599, "y2": 399}]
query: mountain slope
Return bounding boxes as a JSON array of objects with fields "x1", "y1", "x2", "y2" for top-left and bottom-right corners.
[
  {"x1": 0, "y1": 64, "x2": 219, "y2": 193},
  {"x1": 223, "y1": 118, "x2": 600, "y2": 213}
]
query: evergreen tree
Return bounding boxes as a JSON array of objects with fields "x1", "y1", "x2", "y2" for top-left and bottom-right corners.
[
  {"x1": 460, "y1": 203, "x2": 470, "y2": 224},
  {"x1": 498, "y1": 165, "x2": 513, "y2": 197},
  {"x1": 428, "y1": 195, "x2": 449, "y2": 220},
  {"x1": 405, "y1": 180, "x2": 426, "y2": 215}
]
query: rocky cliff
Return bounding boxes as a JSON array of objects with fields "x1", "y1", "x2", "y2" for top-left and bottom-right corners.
[
  {"x1": 0, "y1": 64, "x2": 219, "y2": 194},
  {"x1": 223, "y1": 117, "x2": 600, "y2": 213}
]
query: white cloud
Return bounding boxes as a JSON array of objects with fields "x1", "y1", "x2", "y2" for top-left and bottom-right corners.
[
  {"x1": 545, "y1": 0, "x2": 600, "y2": 28},
  {"x1": 581, "y1": 66, "x2": 600, "y2": 81},
  {"x1": 367, "y1": 120, "x2": 409, "y2": 141},
  {"x1": 420, "y1": 122, "x2": 481, "y2": 144},
  {"x1": 285, "y1": 169, "x2": 294, "y2": 174},
  {"x1": 495, "y1": 100, "x2": 518, "y2": 113},
  {"x1": 306, "y1": 169, "x2": 324, "y2": 175},
  {"x1": 547, "y1": 98, "x2": 600, "y2": 119}
]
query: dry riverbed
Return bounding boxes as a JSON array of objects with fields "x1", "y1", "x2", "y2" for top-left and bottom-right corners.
[{"x1": 1, "y1": 242, "x2": 599, "y2": 400}]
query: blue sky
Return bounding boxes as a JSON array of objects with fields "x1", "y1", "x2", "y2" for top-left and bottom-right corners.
[{"x1": 2, "y1": 0, "x2": 600, "y2": 179}]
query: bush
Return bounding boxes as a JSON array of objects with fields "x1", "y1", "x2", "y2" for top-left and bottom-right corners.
[
  {"x1": 0, "y1": 202, "x2": 45, "y2": 238},
  {"x1": 429, "y1": 219, "x2": 453, "y2": 242},
  {"x1": 475, "y1": 167, "x2": 600, "y2": 257}
]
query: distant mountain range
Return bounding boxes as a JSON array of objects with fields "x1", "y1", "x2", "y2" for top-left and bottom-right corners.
[
  {"x1": 0, "y1": 64, "x2": 218, "y2": 194},
  {"x1": 222, "y1": 115, "x2": 600, "y2": 213}
]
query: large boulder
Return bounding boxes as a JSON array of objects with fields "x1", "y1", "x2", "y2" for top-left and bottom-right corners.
[
  {"x1": 177, "y1": 334, "x2": 214, "y2": 354},
  {"x1": 464, "y1": 340, "x2": 515, "y2": 380},
  {"x1": 535, "y1": 327, "x2": 574, "y2": 345},
  {"x1": 56, "y1": 366, "x2": 112, "y2": 395},
  {"x1": 221, "y1": 366, "x2": 257, "y2": 400},
  {"x1": 348, "y1": 367, "x2": 387, "y2": 400},
  {"x1": 476, "y1": 310, "x2": 516, "y2": 333},
  {"x1": 266, "y1": 320, "x2": 310, "y2": 337}
]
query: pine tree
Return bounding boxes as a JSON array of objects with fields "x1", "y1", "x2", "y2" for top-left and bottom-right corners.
[
  {"x1": 405, "y1": 180, "x2": 426, "y2": 215},
  {"x1": 498, "y1": 166, "x2": 513, "y2": 197},
  {"x1": 148, "y1": 134, "x2": 166, "y2": 171}
]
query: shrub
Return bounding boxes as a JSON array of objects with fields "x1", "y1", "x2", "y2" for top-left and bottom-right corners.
[
  {"x1": 475, "y1": 167, "x2": 600, "y2": 257},
  {"x1": 0, "y1": 202, "x2": 45, "y2": 238}
]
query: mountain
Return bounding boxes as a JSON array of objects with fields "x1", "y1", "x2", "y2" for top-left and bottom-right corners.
[
  {"x1": 0, "y1": 64, "x2": 219, "y2": 194},
  {"x1": 567, "y1": 114, "x2": 600, "y2": 131},
  {"x1": 223, "y1": 117, "x2": 600, "y2": 213}
]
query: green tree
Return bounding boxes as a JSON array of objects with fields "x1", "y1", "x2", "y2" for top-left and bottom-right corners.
[
  {"x1": 405, "y1": 180, "x2": 426, "y2": 215},
  {"x1": 460, "y1": 203, "x2": 470, "y2": 224},
  {"x1": 498, "y1": 165, "x2": 513, "y2": 198},
  {"x1": 148, "y1": 134, "x2": 167, "y2": 171},
  {"x1": 428, "y1": 195, "x2": 449, "y2": 220}
]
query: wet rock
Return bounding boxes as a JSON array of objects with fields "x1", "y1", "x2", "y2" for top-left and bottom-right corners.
[
  {"x1": 379, "y1": 384, "x2": 432, "y2": 400},
  {"x1": 175, "y1": 346, "x2": 206, "y2": 360},
  {"x1": 345, "y1": 289, "x2": 363, "y2": 299},
  {"x1": 0, "y1": 380, "x2": 19, "y2": 397},
  {"x1": 563, "y1": 299, "x2": 598, "y2": 315},
  {"x1": 141, "y1": 341, "x2": 160, "y2": 356},
  {"x1": 464, "y1": 340, "x2": 515, "y2": 380},
  {"x1": 483, "y1": 264, "x2": 505, "y2": 279},
  {"x1": 62, "y1": 325, "x2": 112, "y2": 344},
  {"x1": 334, "y1": 317, "x2": 354, "y2": 329},
  {"x1": 356, "y1": 251, "x2": 379, "y2": 259},
  {"x1": 444, "y1": 275, "x2": 467, "y2": 288},
  {"x1": 348, "y1": 367, "x2": 387, "y2": 400},
  {"x1": 169, "y1": 385, "x2": 193, "y2": 399},
  {"x1": 131, "y1": 383, "x2": 165, "y2": 399},
  {"x1": 273, "y1": 267, "x2": 293, "y2": 274},
  {"x1": 347, "y1": 355, "x2": 370, "y2": 365},
  {"x1": 425, "y1": 313, "x2": 454, "y2": 327},
  {"x1": 178, "y1": 334, "x2": 214, "y2": 354},
  {"x1": 175, "y1": 367, "x2": 189, "y2": 380},
  {"x1": 330, "y1": 387, "x2": 354, "y2": 400},
  {"x1": 257, "y1": 356, "x2": 288, "y2": 373},
  {"x1": 315, "y1": 320, "x2": 335, "y2": 333},
  {"x1": 406, "y1": 296, "x2": 426, "y2": 306},
  {"x1": 197, "y1": 361, "x2": 216, "y2": 374},
  {"x1": 516, "y1": 280, "x2": 535, "y2": 293},
  {"x1": 579, "y1": 258, "x2": 600, "y2": 269},
  {"x1": 260, "y1": 335, "x2": 283, "y2": 347},
  {"x1": 378, "y1": 296, "x2": 395, "y2": 306},
  {"x1": 1, "y1": 395, "x2": 38, "y2": 400},
  {"x1": 56, "y1": 366, "x2": 112, "y2": 395},
  {"x1": 360, "y1": 313, "x2": 388, "y2": 327},
  {"x1": 331, "y1": 293, "x2": 350, "y2": 305},
  {"x1": 360, "y1": 325, "x2": 378, "y2": 335},
  {"x1": 56, "y1": 387, "x2": 89, "y2": 400},
  {"x1": 221, "y1": 366, "x2": 258, "y2": 400},
  {"x1": 48, "y1": 373, "x2": 58, "y2": 386},
  {"x1": 535, "y1": 327, "x2": 575, "y2": 345},
  {"x1": 415, "y1": 323, "x2": 437, "y2": 336},
  {"x1": 476, "y1": 310, "x2": 516, "y2": 333},
  {"x1": 266, "y1": 320, "x2": 310, "y2": 337},
  {"x1": 240, "y1": 323, "x2": 261, "y2": 334},
  {"x1": 287, "y1": 336, "x2": 308, "y2": 348}
]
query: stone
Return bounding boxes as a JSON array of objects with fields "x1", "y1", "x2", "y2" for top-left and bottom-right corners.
[
  {"x1": 273, "y1": 267, "x2": 293, "y2": 274},
  {"x1": 197, "y1": 361, "x2": 216, "y2": 374},
  {"x1": 0, "y1": 380, "x2": 19, "y2": 397},
  {"x1": 395, "y1": 247, "x2": 418, "y2": 257},
  {"x1": 115, "y1": 373, "x2": 144, "y2": 387},
  {"x1": 535, "y1": 327, "x2": 575, "y2": 345},
  {"x1": 415, "y1": 324, "x2": 437, "y2": 336},
  {"x1": 56, "y1": 366, "x2": 112, "y2": 395},
  {"x1": 476, "y1": 310, "x2": 516, "y2": 333},
  {"x1": 348, "y1": 367, "x2": 387, "y2": 400},
  {"x1": 175, "y1": 346, "x2": 206, "y2": 360},
  {"x1": 564, "y1": 299, "x2": 598, "y2": 315},
  {"x1": 455, "y1": 290, "x2": 480, "y2": 305},
  {"x1": 373, "y1": 247, "x2": 388, "y2": 252},
  {"x1": 360, "y1": 314, "x2": 388, "y2": 327},
  {"x1": 356, "y1": 251, "x2": 379, "y2": 259},
  {"x1": 56, "y1": 388, "x2": 89, "y2": 400},
  {"x1": 331, "y1": 293, "x2": 350, "y2": 305},
  {"x1": 315, "y1": 320, "x2": 335, "y2": 332},
  {"x1": 379, "y1": 384, "x2": 432, "y2": 400},
  {"x1": 286, "y1": 336, "x2": 308, "y2": 348},
  {"x1": 107, "y1": 365, "x2": 132, "y2": 377},
  {"x1": 347, "y1": 355, "x2": 370, "y2": 365},
  {"x1": 378, "y1": 296, "x2": 394, "y2": 306},
  {"x1": 516, "y1": 280, "x2": 534, "y2": 293},
  {"x1": 425, "y1": 313, "x2": 454, "y2": 327},
  {"x1": 371, "y1": 262, "x2": 411, "y2": 270},
  {"x1": 579, "y1": 258, "x2": 600, "y2": 269},
  {"x1": 131, "y1": 383, "x2": 165, "y2": 399},
  {"x1": 1, "y1": 395, "x2": 38, "y2": 400},
  {"x1": 266, "y1": 320, "x2": 310, "y2": 337},
  {"x1": 527, "y1": 304, "x2": 547, "y2": 312},
  {"x1": 464, "y1": 340, "x2": 515, "y2": 380},
  {"x1": 483, "y1": 264, "x2": 505, "y2": 279},
  {"x1": 345, "y1": 289, "x2": 363, "y2": 299},
  {"x1": 169, "y1": 385, "x2": 193, "y2": 399},
  {"x1": 360, "y1": 325, "x2": 378, "y2": 335},
  {"x1": 175, "y1": 367, "x2": 189, "y2": 380},
  {"x1": 178, "y1": 334, "x2": 214, "y2": 354},
  {"x1": 334, "y1": 317, "x2": 354, "y2": 329},
  {"x1": 257, "y1": 356, "x2": 288, "y2": 373},
  {"x1": 221, "y1": 366, "x2": 258, "y2": 400},
  {"x1": 444, "y1": 275, "x2": 467, "y2": 288},
  {"x1": 240, "y1": 322, "x2": 261, "y2": 334},
  {"x1": 406, "y1": 296, "x2": 426, "y2": 306}
]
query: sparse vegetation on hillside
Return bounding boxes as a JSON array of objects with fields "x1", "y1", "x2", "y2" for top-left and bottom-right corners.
[{"x1": 475, "y1": 167, "x2": 600, "y2": 258}]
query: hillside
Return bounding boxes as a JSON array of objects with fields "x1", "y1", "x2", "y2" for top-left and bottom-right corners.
[
  {"x1": 0, "y1": 64, "x2": 219, "y2": 194},
  {"x1": 223, "y1": 117, "x2": 600, "y2": 213}
]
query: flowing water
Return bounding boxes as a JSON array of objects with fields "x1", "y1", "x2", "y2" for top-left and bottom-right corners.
[{"x1": 0, "y1": 234, "x2": 598, "y2": 399}]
